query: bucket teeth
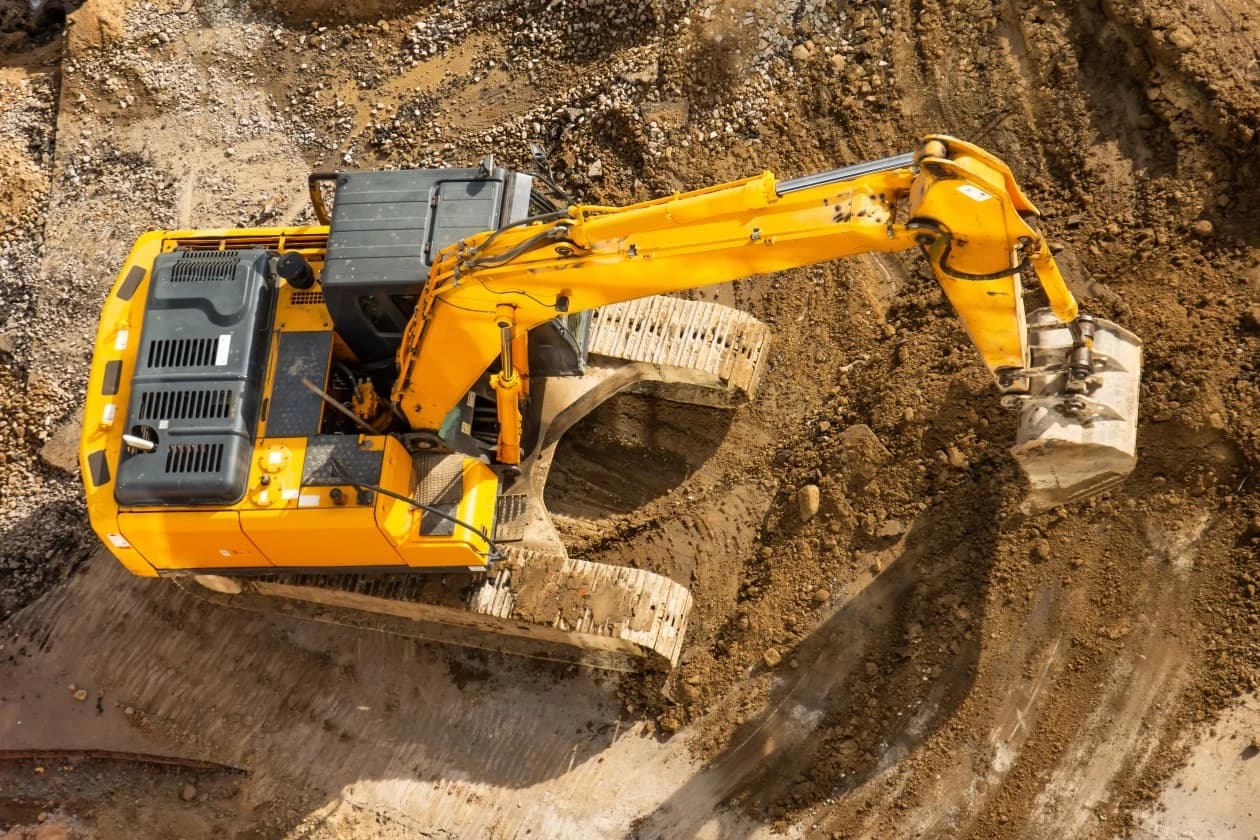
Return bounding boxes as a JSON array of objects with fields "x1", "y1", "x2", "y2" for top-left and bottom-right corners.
[{"x1": 1010, "y1": 311, "x2": 1143, "y2": 513}]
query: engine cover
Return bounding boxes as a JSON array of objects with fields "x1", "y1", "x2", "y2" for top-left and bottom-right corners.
[{"x1": 114, "y1": 248, "x2": 274, "y2": 506}]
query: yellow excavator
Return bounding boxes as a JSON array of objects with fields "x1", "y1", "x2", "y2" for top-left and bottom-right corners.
[{"x1": 79, "y1": 136, "x2": 1141, "y2": 670}]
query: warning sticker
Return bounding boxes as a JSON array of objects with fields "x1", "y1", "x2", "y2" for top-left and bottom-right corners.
[{"x1": 957, "y1": 184, "x2": 993, "y2": 202}]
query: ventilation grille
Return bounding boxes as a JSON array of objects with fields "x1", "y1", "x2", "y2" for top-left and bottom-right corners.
[
  {"x1": 164, "y1": 443, "x2": 224, "y2": 474},
  {"x1": 138, "y1": 389, "x2": 234, "y2": 421},
  {"x1": 290, "y1": 290, "x2": 325, "y2": 306},
  {"x1": 170, "y1": 251, "x2": 240, "y2": 283},
  {"x1": 147, "y1": 337, "x2": 219, "y2": 368}
]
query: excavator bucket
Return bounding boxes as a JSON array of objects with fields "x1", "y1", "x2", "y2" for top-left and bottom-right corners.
[{"x1": 1010, "y1": 310, "x2": 1143, "y2": 512}]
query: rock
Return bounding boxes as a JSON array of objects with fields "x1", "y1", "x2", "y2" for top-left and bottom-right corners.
[
  {"x1": 587, "y1": 159, "x2": 603, "y2": 178},
  {"x1": 1249, "y1": 733, "x2": 1260, "y2": 752},
  {"x1": 1191, "y1": 219, "x2": 1214, "y2": 238},
  {"x1": 763, "y1": 648, "x2": 782, "y2": 668},
  {"x1": 791, "y1": 43, "x2": 812, "y2": 62},
  {"x1": 830, "y1": 54, "x2": 846, "y2": 73},
  {"x1": 797, "y1": 484, "x2": 821, "y2": 522},
  {"x1": 812, "y1": 588, "x2": 830, "y2": 604},
  {"x1": 620, "y1": 60, "x2": 658, "y2": 85},
  {"x1": 877, "y1": 518, "x2": 907, "y2": 538},
  {"x1": 1032, "y1": 539, "x2": 1052, "y2": 563},
  {"x1": 839, "y1": 424, "x2": 891, "y2": 487},
  {"x1": 32, "y1": 821, "x2": 70, "y2": 840},
  {"x1": 124, "y1": 706, "x2": 135, "y2": 716},
  {"x1": 946, "y1": 444, "x2": 968, "y2": 469},
  {"x1": 39, "y1": 407, "x2": 83, "y2": 473},
  {"x1": 0, "y1": 330, "x2": 15, "y2": 355},
  {"x1": 181, "y1": 783, "x2": 197, "y2": 801},
  {"x1": 72, "y1": 688, "x2": 88, "y2": 702},
  {"x1": 1167, "y1": 24, "x2": 1197, "y2": 50},
  {"x1": 1241, "y1": 304, "x2": 1260, "y2": 333}
]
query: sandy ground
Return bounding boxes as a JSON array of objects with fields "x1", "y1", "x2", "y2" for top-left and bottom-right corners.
[{"x1": 1, "y1": 0, "x2": 1258, "y2": 837}]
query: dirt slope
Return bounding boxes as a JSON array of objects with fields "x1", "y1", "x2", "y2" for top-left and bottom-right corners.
[{"x1": 1, "y1": 0, "x2": 1257, "y2": 837}]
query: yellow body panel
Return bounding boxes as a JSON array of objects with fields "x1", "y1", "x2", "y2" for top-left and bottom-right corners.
[
  {"x1": 82, "y1": 228, "x2": 495, "y2": 576},
  {"x1": 118, "y1": 510, "x2": 271, "y2": 570},
  {"x1": 389, "y1": 458, "x2": 499, "y2": 568}
]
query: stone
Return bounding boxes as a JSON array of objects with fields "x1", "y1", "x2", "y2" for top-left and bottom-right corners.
[
  {"x1": 812, "y1": 588, "x2": 830, "y2": 604},
  {"x1": 763, "y1": 648, "x2": 782, "y2": 668},
  {"x1": 181, "y1": 783, "x2": 197, "y2": 801},
  {"x1": 587, "y1": 159, "x2": 603, "y2": 178},
  {"x1": 32, "y1": 821, "x2": 69, "y2": 840},
  {"x1": 797, "y1": 484, "x2": 821, "y2": 522},
  {"x1": 72, "y1": 688, "x2": 88, "y2": 702},
  {"x1": 1167, "y1": 25, "x2": 1197, "y2": 50},
  {"x1": 39, "y1": 407, "x2": 83, "y2": 473},
  {"x1": 1241, "y1": 304, "x2": 1260, "y2": 333},
  {"x1": 877, "y1": 518, "x2": 907, "y2": 538},
  {"x1": 1191, "y1": 219, "x2": 1214, "y2": 238},
  {"x1": 946, "y1": 444, "x2": 968, "y2": 469},
  {"x1": 1032, "y1": 539, "x2": 1052, "y2": 563},
  {"x1": 839, "y1": 424, "x2": 891, "y2": 487}
]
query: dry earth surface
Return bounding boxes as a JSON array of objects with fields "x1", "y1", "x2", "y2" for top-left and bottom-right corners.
[{"x1": 1, "y1": 0, "x2": 1258, "y2": 837}]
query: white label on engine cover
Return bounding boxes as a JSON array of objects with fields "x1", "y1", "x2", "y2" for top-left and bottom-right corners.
[
  {"x1": 101, "y1": 403, "x2": 116, "y2": 425},
  {"x1": 114, "y1": 329, "x2": 129, "y2": 350},
  {"x1": 957, "y1": 184, "x2": 992, "y2": 202},
  {"x1": 298, "y1": 494, "x2": 321, "y2": 508},
  {"x1": 107, "y1": 533, "x2": 131, "y2": 549},
  {"x1": 215, "y1": 334, "x2": 232, "y2": 366},
  {"x1": 281, "y1": 488, "x2": 300, "y2": 500}
]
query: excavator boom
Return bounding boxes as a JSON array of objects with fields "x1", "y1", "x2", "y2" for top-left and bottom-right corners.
[{"x1": 393, "y1": 136, "x2": 1141, "y2": 506}]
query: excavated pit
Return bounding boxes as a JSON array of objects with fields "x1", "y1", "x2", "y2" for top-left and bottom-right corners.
[{"x1": 544, "y1": 392, "x2": 733, "y2": 522}]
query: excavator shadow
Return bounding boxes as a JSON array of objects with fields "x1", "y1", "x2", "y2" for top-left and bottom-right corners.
[
  {"x1": 630, "y1": 470, "x2": 1006, "y2": 839},
  {"x1": 0, "y1": 552, "x2": 646, "y2": 819},
  {"x1": 544, "y1": 391, "x2": 734, "y2": 520}
]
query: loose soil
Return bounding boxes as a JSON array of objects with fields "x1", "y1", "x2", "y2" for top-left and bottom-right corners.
[{"x1": 1, "y1": 0, "x2": 1257, "y2": 837}]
